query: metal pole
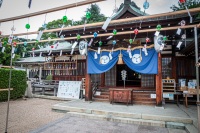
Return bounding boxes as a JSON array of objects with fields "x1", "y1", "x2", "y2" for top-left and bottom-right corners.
[
  {"x1": 5, "y1": 43, "x2": 13, "y2": 133},
  {"x1": 194, "y1": 26, "x2": 200, "y2": 132}
]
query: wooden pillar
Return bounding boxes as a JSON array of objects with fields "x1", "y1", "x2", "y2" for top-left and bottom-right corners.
[
  {"x1": 156, "y1": 53, "x2": 162, "y2": 106},
  {"x1": 100, "y1": 73, "x2": 105, "y2": 87},
  {"x1": 85, "y1": 57, "x2": 92, "y2": 101},
  {"x1": 172, "y1": 45, "x2": 177, "y2": 82}
]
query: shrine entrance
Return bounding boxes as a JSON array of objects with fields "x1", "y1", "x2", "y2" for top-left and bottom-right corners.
[{"x1": 116, "y1": 64, "x2": 141, "y2": 87}]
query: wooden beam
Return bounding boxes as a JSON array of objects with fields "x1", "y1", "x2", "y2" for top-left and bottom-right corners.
[
  {"x1": 156, "y1": 53, "x2": 162, "y2": 106},
  {"x1": 15, "y1": 24, "x2": 198, "y2": 45},
  {"x1": 0, "y1": 0, "x2": 106, "y2": 23},
  {"x1": 3, "y1": 7, "x2": 200, "y2": 37},
  {"x1": 0, "y1": 88, "x2": 13, "y2": 91}
]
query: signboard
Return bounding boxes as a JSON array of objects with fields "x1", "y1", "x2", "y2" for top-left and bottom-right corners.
[
  {"x1": 57, "y1": 81, "x2": 81, "y2": 99},
  {"x1": 150, "y1": 94, "x2": 156, "y2": 99}
]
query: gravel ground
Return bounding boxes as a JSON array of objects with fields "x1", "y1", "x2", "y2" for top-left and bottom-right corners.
[{"x1": 0, "y1": 98, "x2": 66, "y2": 133}]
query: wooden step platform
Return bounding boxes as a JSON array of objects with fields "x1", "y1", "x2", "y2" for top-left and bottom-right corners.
[{"x1": 93, "y1": 88, "x2": 156, "y2": 105}]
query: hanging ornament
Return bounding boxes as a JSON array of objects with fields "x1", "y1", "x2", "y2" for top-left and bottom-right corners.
[
  {"x1": 0, "y1": 0, "x2": 3, "y2": 8},
  {"x1": 51, "y1": 45, "x2": 54, "y2": 49},
  {"x1": 3, "y1": 41, "x2": 7, "y2": 46},
  {"x1": 62, "y1": 16, "x2": 68, "y2": 23},
  {"x1": 24, "y1": 41, "x2": 27, "y2": 47},
  {"x1": 146, "y1": 37, "x2": 150, "y2": 43},
  {"x1": 182, "y1": 34, "x2": 186, "y2": 40},
  {"x1": 180, "y1": 20, "x2": 186, "y2": 27},
  {"x1": 32, "y1": 47, "x2": 35, "y2": 51},
  {"x1": 143, "y1": 0, "x2": 149, "y2": 10},
  {"x1": 86, "y1": 11, "x2": 91, "y2": 19},
  {"x1": 113, "y1": 29, "x2": 117, "y2": 35},
  {"x1": 28, "y1": 0, "x2": 32, "y2": 8},
  {"x1": 112, "y1": 40, "x2": 116, "y2": 45},
  {"x1": 0, "y1": 31, "x2": 2, "y2": 35},
  {"x1": 25, "y1": 24, "x2": 30, "y2": 29},
  {"x1": 93, "y1": 32, "x2": 98, "y2": 38},
  {"x1": 42, "y1": 23, "x2": 47, "y2": 29},
  {"x1": 163, "y1": 36, "x2": 168, "y2": 41},
  {"x1": 156, "y1": 24, "x2": 161, "y2": 31},
  {"x1": 154, "y1": 34, "x2": 165, "y2": 52},
  {"x1": 129, "y1": 39, "x2": 133, "y2": 44},
  {"x1": 77, "y1": 34, "x2": 81, "y2": 40},
  {"x1": 134, "y1": 28, "x2": 139, "y2": 35},
  {"x1": 179, "y1": 0, "x2": 186, "y2": 4},
  {"x1": 13, "y1": 42, "x2": 17, "y2": 47},
  {"x1": 142, "y1": 44, "x2": 148, "y2": 56},
  {"x1": 99, "y1": 41, "x2": 103, "y2": 46}
]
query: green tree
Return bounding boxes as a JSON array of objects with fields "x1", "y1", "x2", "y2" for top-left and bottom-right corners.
[
  {"x1": 0, "y1": 38, "x2": 20, "y2": 65},
  {"x1": 170, "y1": 0, "x2": 200, "y2": 11},
  {"x1": 80, "y1": 4, "x2": 106, "y2": 24}
]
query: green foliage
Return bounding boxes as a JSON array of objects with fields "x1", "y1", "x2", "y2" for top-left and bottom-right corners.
[
  {"x1": 80, "y1": 4, "x2": 106, "y2": 24},
  {"x1": 0, "y1": 69, "x2": 27, "y2": 101},
  {"x1": 0, "y1": 38, "x2": 20, "y2": 65},
  {"x1": 46, "y1": 75, "x2": 52, "y2": 80},
  {"x1": 170, "y1": 0, "x2": 200, "y2": 11}
]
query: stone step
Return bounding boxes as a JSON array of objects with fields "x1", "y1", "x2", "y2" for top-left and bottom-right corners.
[
  {"x1": 67, "y1": 112, "x2": 166, "y2": 128},
  {"x1": 132, "y1": 101, "x2": 156, "y2": 105},
  {"x1": 185, "y1": 124, "x2": 198, "y2": 133}
]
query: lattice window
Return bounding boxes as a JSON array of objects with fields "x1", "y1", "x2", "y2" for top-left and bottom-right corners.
[
  {"x1": 162, "y1": 57, "x2": 172, "y2": 79},
  {"x1": 141, "y1": 74, "x2": 154, "y2": 88},
  {"x1": 105, "y1": 65, "x2": 116, "y2": 87}
]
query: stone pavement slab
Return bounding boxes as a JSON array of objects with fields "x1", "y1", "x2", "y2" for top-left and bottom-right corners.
[{"x1": 30, "y1": 115, "x2": 186, "y2": 133}]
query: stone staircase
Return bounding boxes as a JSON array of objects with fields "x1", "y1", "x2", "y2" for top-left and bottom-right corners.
[{"x1": 93, "y1": 89, "x2": 156, "y2": 105}]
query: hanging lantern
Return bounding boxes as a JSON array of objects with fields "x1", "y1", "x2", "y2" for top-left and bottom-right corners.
[
  {"x1": 86, "y1": 11, "x2": 91, "y2": 19},
  {"x1": 179, "y1": 0, "x2": 186, "y2": 3},
  {"x1": 112, "y1": 40, "x2": 116, "y2": 45},
  {"x1": 129, "y1": 39, "x2": 133, "y2": 44},
  {"x1": 146, "y1": 37, "x2": 150, "y2": 43},
  {"x1": 143, "y1": 0, "x2": 149, "y2": 9},
  {"x1": 13, "y1": 42, "x2": 17, "y2": 47},
  {"x1": 134, "y1": 28, "x2": 139, "y2": 35},
  {"x1": 25, "y1": 24, "x2": 30, "y2": 29},
  {"x1": 77, "y1": 34, "x2": 81, "y2": 40},
  {"x1": 93, "y1": 32, "x2": 98, "y2": 38},
  {"x1": 113, "y1": 29, "x2": 117, "y2": 35},
  {"x1": 62, "y1": 16, "x2": 68, "y2": 23},
  {"x1": 156, "y1": 24, "x2": 161, "y2": 31},
  {"x1": 99, "y1": 41, "x2": 103, "y2": 46},
  {"x1": 163, "y1": 36, "x2": 168, "y2": 41}
]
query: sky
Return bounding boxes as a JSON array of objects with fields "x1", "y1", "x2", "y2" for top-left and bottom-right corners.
[{"x1": 0, "y1": 0, "x2": 178, "y2": 39}]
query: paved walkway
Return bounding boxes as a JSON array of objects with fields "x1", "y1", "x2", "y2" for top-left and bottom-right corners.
[
  {"x1": 53, "y1": 99, "x2": 197, "y2": 121},
  {"x1": 30, "y1": 115, "x2": 186, "y2": 133}
]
